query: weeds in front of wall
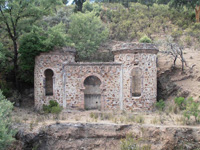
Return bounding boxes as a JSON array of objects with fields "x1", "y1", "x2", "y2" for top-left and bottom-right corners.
[
  {"x1": 135, "y1": 115, "x2": 144, "y2": 124},
  {"x1": 29, "y1": 117, "x2": 41, "y2": 131},
  {"x1": 176, "y1": 116, "x2": 187, "y2": 125},
  {"x1": 126, "y1": 114, "x2": 136, "y2": 123},
  {"x1": 151, "y1": 117, "x2": 160, "y2": 125},
  {"x1": 100, "y1": 112, "x2": 114, "y2": 120},
  {"x1": 113, "y1": 117, "x2": 118, "y2": 124},
  {"x1": 90, "y1": 112, "x2": 99, "y2": 120},
  {"x1": 61, "y1": 112, "x2": 67, "y2": 120},
  {"x1": 120, "y1": 133, "x2": 151, "y2": 150}
]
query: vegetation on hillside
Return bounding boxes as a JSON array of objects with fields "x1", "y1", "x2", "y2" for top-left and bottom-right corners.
[{"x1": 0, "y1": 90, "x2": 15, "y2": 149}]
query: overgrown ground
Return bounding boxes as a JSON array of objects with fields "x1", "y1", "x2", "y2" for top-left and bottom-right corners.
[{"x1": 11, "y1": 106, "x2": 200, "y2": 134}]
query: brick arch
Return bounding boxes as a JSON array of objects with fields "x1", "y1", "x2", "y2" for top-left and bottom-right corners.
[{"x1": 80, "y1": 73, "x2": 105, "y2": 91}]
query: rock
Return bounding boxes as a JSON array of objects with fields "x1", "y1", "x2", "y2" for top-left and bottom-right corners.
[
  {"x1": 14, "y1": 123, "x2": 200, "y2": 150},
  {"x1": 157, "y1": 69, "x2": 179, "y2": 100}
]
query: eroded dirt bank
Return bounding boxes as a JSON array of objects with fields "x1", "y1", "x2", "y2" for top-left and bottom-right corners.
[{"x1": 14, "y1": 123, "x2": 200, "y2": 150}]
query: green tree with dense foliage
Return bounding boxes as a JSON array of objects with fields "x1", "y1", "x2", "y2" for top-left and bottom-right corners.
[
  {"x1": 138, "y1": 0, "x2": 156, "y2": 9},
  {"x1": 170, "y1": 0, "x2": 200, "y2": 23},
  {"x1": 19, "y1": 24, "x2": 66, "y2": 83},
  {"x1": 73, "y1": 0, "x2": 86, "y2": 12},
  {"x1": 0, "y1": 0, "x2": 62, "y2": 89},
  {"x1": 67, "y1": 12, "x2": 109, "y2": 60},
  {"x1": 0, "y1": 90, "x2": 16, "y2": 149}
]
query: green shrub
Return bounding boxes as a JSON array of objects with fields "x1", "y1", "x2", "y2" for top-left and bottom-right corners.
[
  {"x1": 49, "y1": 100, "x2": 59, "y2": 107},
  {"x1": 51, "y1": 105, "x2": 63, "y2": 114},
  {"x1": 183, "y1": 97, "x2": 200, "y2": 123},
  {"x1": 185, "y1": 36, "x2": 192, "y2": 46},
  {"x1": 121, "y1": 134, "x2": 137, "y2": 150},
  {"x1": 155, "y1": 99, "x2": 165, "y2": 111},
  {"x1": 19, "y1": 24, "x2": 66, "y2": 83},
  {"x1": 174, "y1": 97, "x2": 185, "y2": 110},
  {"x1": 0, "y1": 81, "x2": 11, "y2": 98},
  {"x1": 43, "y1": 100, "x2": 62, "y2": 114},
  {"x1": 67, "y1": 11, "x2": 109, "y2": 60},
  {"x1": 139, "y1": 35, "x2": 152, "y2": 43},
  {"x1": 0, "y1": 90, "x2": 16, "y2": 149},
  {"x1": 171, "y1": 29, "x2": 183, "y2": 39},
  {"x1": 120, "y1": 133, "x2": 151, "y2": 150}
]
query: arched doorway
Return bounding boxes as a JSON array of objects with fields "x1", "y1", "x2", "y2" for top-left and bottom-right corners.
[{"x1": 84, "y1": 75, "x2": 101, "y2": 110}]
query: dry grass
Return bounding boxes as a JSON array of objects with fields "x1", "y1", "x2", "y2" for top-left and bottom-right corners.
[{"x1": 12, "y1": 105, "x2": 199, "y2": 132}]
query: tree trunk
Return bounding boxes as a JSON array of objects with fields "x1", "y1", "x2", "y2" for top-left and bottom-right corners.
[
  {"x1": 195, "y1": 5, "x2": 200, "y2": 23},
  {"x1": 13, "y1": 40, "x2": 19, "y2": 90},
  {"x1": 173, "y1": 55, "x2": 177, "y2": 67}
]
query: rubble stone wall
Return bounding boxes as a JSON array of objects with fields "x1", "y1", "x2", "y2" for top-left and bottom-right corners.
[
  {"x1": 34, "y1": 44, "x2": 158, "y2": 111},
  {"x1": 63, "y1": 63, "x2": 121, "y2": 110}
]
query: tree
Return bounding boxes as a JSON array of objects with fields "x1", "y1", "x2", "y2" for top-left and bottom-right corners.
[
  {"x1": 156, "y1": 0, "x2": 170, "y2": 4},
  {"x1": 138, "y1": 0, "x2": 156, "y2": 9},
  {"x1": 19, "y1": 24, "x2": 67, "y2": 83},
  {"x1": 0, "y1": 90, "x2": 16, "y2": 149},
  {"x1": 170, "y1": 0, "x2": 200, "y2": 23},
  {"x1": 73, "y1": 0, "x2": 86, "y2": 12},
  {"x1": 67, "y1": 12, "x2": 109, "y2": 60},
  {"x1": 0, "y1": 0, "x2": 62, "y2": 89},
  {"x1": 184, "y1": 97, "x2": 200, "y2": 124},
  {"x1": 159, "y1": 36, "x2": 187, "y2": 71}
]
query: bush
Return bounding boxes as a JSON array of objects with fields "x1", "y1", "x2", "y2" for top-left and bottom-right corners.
[
  {"x1": 19, "y1": 24, "x2": 66, "y2": 83},
  {"x1": 51, "y1": 105, "x2": 63, "y2": 114},
  {"x1": 183, "y1": 97, "x2": 200, "y2": 123},
  {"x1": 0, "y1": 90, "x2": 16, "y2": 149},
  {"x1": 155, "y1": 99, "x2": 165, "y2": 111},
  {"x1": 139, "y1": 35, "x2": 152, "y2": 43},
  {"x1": 121, "y1": 134, "x2": 138, "y2": 150},
  {"x1": 0, "y1": 81, "x2": 11, "y2": 98},
  {"x1": 43, "y1": 100, "x2": 63, "y2": 114},
  {"x1": 67, "y1": 11, "x2": 109, "y2": 60},
  {"x1": 174, "y1": 97, "x2": 185, "y2": 110},
  {"x1": 121, "y1": 133, "x2": 151, "y2": 150}
]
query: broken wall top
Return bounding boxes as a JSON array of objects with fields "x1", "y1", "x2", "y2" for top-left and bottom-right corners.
[{"x1": 112, "y1": 43, "x2": 159, "y2": 54}]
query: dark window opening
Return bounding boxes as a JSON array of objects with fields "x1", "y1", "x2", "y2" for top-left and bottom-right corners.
[
  {"x1": 131, "y1": 67, "x2": 141, "y2": 97},
  {"x1": 45, "y1": 69, "x2": 54, "y2": 96}
]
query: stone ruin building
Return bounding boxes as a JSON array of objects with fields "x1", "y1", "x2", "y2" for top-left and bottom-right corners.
[{"x1": 34, "y1": 43, "x2": 159, "y2": 111}]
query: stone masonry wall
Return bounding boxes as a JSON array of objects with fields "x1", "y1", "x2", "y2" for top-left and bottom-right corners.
[
  {"x1": 34, "y1": 50, "x2": 75, "y2": 109},
  {"x1": 114, "y1": 53, "x2": 157, "y2": 110},
  {"x1": 34, "y1": 44, "x2": 158, "y2": 111},
  {"x1": 63, "y1": 63, "x2": 122, "y2": 110},
  {"x1": 113, "y1": 43, "x2": 158, "y2": 111}
]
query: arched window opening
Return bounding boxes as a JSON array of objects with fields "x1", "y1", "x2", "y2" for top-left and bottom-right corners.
[
  {"x1": 44, "y1": 69, "x2": 54, "y2": 96},
  {"x1": 131, "y1": 67, "x2": 141, "y2": 97},
  {"x1": 84, "y1": 76, "x2": 101, "y2": 110}
]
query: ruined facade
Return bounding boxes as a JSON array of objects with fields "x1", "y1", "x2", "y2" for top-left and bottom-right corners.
[{"x1": 34, "y1": 43, "x2": 159, "y2": 111}]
